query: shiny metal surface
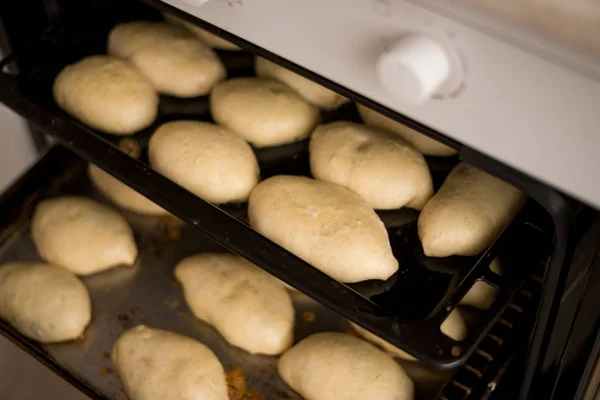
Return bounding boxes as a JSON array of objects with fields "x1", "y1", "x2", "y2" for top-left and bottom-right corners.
[{"x1": 0, "y1": 161, "x2": 449, "y2": 400}]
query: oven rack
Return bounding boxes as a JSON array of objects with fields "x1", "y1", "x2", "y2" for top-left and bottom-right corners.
[{"x1": 0, "y1": 0, "x2": 554, "y2": 368}]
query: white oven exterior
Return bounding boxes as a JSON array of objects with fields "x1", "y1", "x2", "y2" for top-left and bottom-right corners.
[{"x1": 160, "y1": 0, "x2": 600, "y2": 210}]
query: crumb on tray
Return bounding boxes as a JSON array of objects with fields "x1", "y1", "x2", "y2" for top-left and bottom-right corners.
[
  {"x1": 226, "y1": 364, "x2": 261, "y2": 400},
  {"x1": 165, "y1": 298, "x2": 182, "y2": 310},
  {"x1": 303, "y1": 311, "x2": 316, "y2": 322},
  {"x1": 118, "y1": 138, "x2": 141, "y2": 158}
]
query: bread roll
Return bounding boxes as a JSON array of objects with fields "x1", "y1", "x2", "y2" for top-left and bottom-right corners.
[
  {"x1": 278, "y1": 332, "x2": 414, "y2": 400},
  {"x1": 88, "y1": 164, "x2": 168, "y2": 215},
  {"x1": 53, "y1": 55, "x2": 158, "y2": 135},
  {"x1": 248, "y1": 175, "x2": 398, "y2": 282},
  {"x1": 460, "y1": 259, "x2": 503, "y2": 310},
  {"x1": 108, "y1": 22, "x2": 226, "y2": 97},
  {"x1": 32, "y1": 196, "x2": 138, "y2": 275},
  {"x1": 163, "y1": 13, "x2": 240, "y2": 51},
  {"x1": 350, "y1": 309, "x2": 467, "y2": 361},
  {"x1": 0, "y1": 262, "x2": 91, "y2": 343},
  {"x1": 112, "y1": 325, "x2": 228, "y2": 400},
  {"x1": 175, "y1": 253, "x2": 294, "y2": 355},
  {"x1": 310, "y1": 122, "x2": 433, "y2": 210},
  {"x1": 440, "y1": 309, "x2": 468, "y2": 341},
  {"x1": 349, "y1": 322, "x2": 415, "y2": 361},
  {"x1": 148, "y1": 121, "x2": 259, "y2": 203},
  {"x1": 418, "y1": 163, "x2": 525, "y2": 257},
  {"x1": 210, "y1": 77, "x2": 320, "y2": 147},
  {"x1": 255, "y1": 57, "x2": 348, "y2": 109},
  {"x1": 357, "y1": 105, "x2": 457, "y2": 157}
]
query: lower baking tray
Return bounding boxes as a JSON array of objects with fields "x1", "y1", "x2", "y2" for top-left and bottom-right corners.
[{"x1": 0, "y1": 146, "x2": 456, "y2": 400}]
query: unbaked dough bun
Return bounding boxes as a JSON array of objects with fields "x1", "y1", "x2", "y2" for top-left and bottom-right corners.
[
  {"x1": 108, "y1": 21, "x2": 226, "y2": 97},
  {"x1": 350, "y1": 308, "x2": 467, "y2": 362},
  {"x1": 357, "y1": 104, "x2": 457, "y2": 157},
  {"x1": 439, "y1": 309, "x2": 468, "y2": 341},
  {"x1": 460, "y1": 259, "x2": 503, "y2": 310},
  {"x1": 175, "y1": 253, "x2": 294, "y2": 355},
  {"x1": 53, "y1": 55, "x2": 158, "y2": 135},
  {"x1": 310, "y1": 121, "x2": 434, "y2": 210},
  {"x1": 148, "y1": 121, "x2": 259, "y2": 204},
  {"x1": 112, "y1": 325, "x2": 228, "y2": 400},
  {"x1": 255, "y1": 57, "x2": 349, "y2": 109},
  {"x1": 210, "y1": 77, "x2": 320, "y2": 147},
  {"x1": 248, "y1": 175, "x2": 398, "y2": 282},
  {"x1": 163, "y1": 12, "x2": 240, "y2": 51},
  {"x1": 349, "y1": 322, "x2": 416, "y2": 361},
  {"x1": 278, "y1": 332, "x2": 414, "y2": 400},
  {"x1": 418, "y1": 163, "x2": 526, "y2": 257},
  {"x1": 0, "y1": 262, "x2": 91, "y2": 343},
  {"x1": 88, "y1": 164, "x2": 168, "y2": 215},
  {"x1": 31, "y1": 196, "x2": 138, "y2": 275}
]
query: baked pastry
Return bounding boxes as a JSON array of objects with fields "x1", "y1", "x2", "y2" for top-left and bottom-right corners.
[
  {"x1": 112, "y1": 325, "x2": 228, "y2": 400},
  {"x1": 357, "y1": 104, "x2": 457, "y2": 157},
  {"x1": 210, "y1": 77, "x2": 319, "y2": 147},
  {"x1": 175, "y1": 253, "x2": 294, "y2": 355},
  {"x1": 148, "y1": 121, "x2": 259, "y2": 204},
  {"x1": 248, "y1": 175, "x2": 398, "y2": 282},
  {"x1": 460, "y1": 259, "x2": 503, "y2": 310},
  {"x1": 53, "y1": 55, "x2": 158, "y2": 135},
  {"x1": 163, "y1": 12, "x2": 240, "y2": 51},
  {"x1": 31, "y1": 196, "x2": 138, "y2": 275},
  {"x1": 278, "y1": 332, "x2": 414, "y2": 400},
  {"x1": 350, "y1": 308, "x2": 467, "y2": 361},
  {"x1": 310, "y1": 121, "x2": 433, "y2": 210},
  {"x1": 255, "y1": 57, "x2": 348, "y2": 109},
  {"x1": 108, "y1": 21, "x2": 226, "y2": 97},
  {"x1": 0, "y1": 262, "x2": 91, "y2": 343},
  {"x1": 418, "y1": 163, "x2": 525, "y2": 257},
  {"x1": 88, "y1": 164, "x2": 168, "y2": 215}
]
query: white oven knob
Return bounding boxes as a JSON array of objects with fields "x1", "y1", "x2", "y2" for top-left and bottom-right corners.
[{"x1": 377, "y1": 36, "x2": 452, "y2": 104}]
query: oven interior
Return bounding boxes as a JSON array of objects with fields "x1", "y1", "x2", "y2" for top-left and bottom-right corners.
[{"x1": 0, "y1": 1, "x2": 599, "y2": 399}]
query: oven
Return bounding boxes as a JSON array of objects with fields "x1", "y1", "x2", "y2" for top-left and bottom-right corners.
[{"x1": 0, "y1": 1, "x2": 599, "y2": 399}]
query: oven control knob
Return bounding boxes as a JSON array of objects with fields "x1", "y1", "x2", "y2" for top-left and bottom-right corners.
[{"x1": 377, "y1": 36, "x2": 452, "y2": 104}]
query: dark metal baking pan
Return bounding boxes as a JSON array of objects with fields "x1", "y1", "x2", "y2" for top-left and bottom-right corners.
[
  {"x1": 0, "y1": 146, "x2": 458, "y2": 400},
  {"x1": 0, "y1": 0, "x2": 554, "y2": 368}
]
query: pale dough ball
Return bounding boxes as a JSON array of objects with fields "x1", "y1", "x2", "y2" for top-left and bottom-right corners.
[
  {"x1": 350, "y1": 309, "x2": 467, "y2": 362},
  {"x1": 148, "y1": 121, "x2": 259, "y2": 204},
  {"x1": 31, "y1": 196, "x2": 138, "y2": 275},
  {"x1": 349, "y1": 322, "x2": 415, "y2": 361},
  {"x1": 418, "y1": 163, "x2": 526, "y2": 257},
  {"x1": 310, "y1": 121, "x2": 434, "y2": 210},
  {"x1": 440, "y1": 309, "x2": 468, "y2": 341},
  {"x1": 460, "y1": 259, "x2": 503, "y2": 310},
  {"x1": 112, "y1": 325, "x2": 228, "y2": 400},
  {"x1": 278, "y1": 332, "x2": 414, "y2": 400},
  {"x1": 53, "y1": 55, "x2": 158, "y2": 135},
  {"x1": 248, "y1": 176, "x2": 398, "y2": 282},
  {"x1": 0, "y1": 262, "x2": 91, "y2": 343},
  {"x1": 175, "y1": 253, "x2": 294, "y2": 355},
  {"x1": 357, "y1": 104, "x2": 457, "y2": 157},
  {"x1": 163, "y1": 13, "x2": 240, "y2": 51},
  {"x1": 108, "y1": 21, "x2": 226, "y2": 97},
  {"x1": 210, "y1": 77, "x2": 320, "y2": 147},
  {"x1": 88, "y1": 164, "x2": 168, "y2": 215},
  {"x1": 255, "y1": 57, "x2": 349, "y2": 109}
]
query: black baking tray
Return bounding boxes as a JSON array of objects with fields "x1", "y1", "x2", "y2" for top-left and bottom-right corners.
[
  {"x1": 0, "y1": 145, "x2": 544, "y2": 400},
  {"x1": 0, "y1": 0, "x2": 555, "y2": 368}
]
